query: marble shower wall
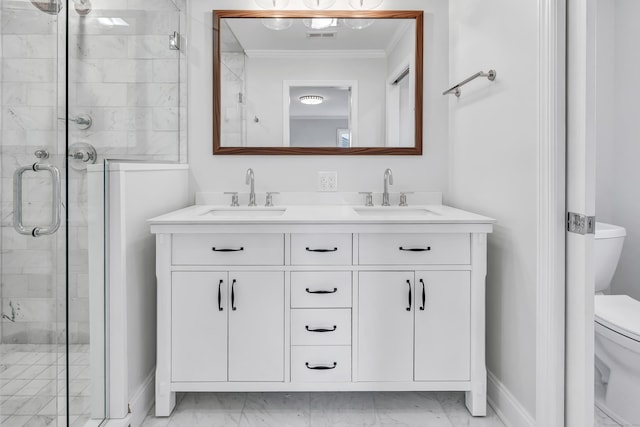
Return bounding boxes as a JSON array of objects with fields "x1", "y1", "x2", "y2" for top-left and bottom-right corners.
[{"x1": 1, "y1": 0, "x2": 186, "y2": 344}]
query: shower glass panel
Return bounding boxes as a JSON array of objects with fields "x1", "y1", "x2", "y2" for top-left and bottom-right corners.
[
  {"x1": 1, "y1": 0, "x2": 184, "y2": 424},
  {"x1": 0, "y1": 0, "x2": 74, "y2": 425}
]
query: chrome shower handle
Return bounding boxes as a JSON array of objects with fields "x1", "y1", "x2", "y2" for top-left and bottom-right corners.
[{"x1": 13, "y1": 163, "x2": 61, "y2": 237}]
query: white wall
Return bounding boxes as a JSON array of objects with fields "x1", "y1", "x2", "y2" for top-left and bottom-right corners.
[
  {"x1": 448, "y1": 0, "x2": 539, "y2": 419},
  {"x1": 188, "y1": 0, "x2": 449, "y2": 198},
  {"x1": 595, "y1": 0, "x2": 640, "y2": 301}
]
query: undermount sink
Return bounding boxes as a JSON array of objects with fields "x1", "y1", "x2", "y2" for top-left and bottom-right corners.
[
  {"x1": 203, "y1": 207, "x2": 287, "y2": 218},
  {"x1": 353, "y1": 207, "x2": 439, "y2": 217}
]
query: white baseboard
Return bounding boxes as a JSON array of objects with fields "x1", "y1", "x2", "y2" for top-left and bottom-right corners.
[
  {"x1": 487, "y1": 370, "x2": 536, "y2": 427},
  {"x1": 103, "y1": 370, "x2": 155, "y2": 427}
]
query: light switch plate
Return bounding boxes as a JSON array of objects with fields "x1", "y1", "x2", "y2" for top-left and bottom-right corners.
[{"x1": 317, "y1": 171, "x2": 338, "y2": 192}]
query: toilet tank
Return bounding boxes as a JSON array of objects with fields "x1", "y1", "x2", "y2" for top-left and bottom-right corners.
[{"x1": 594, "y1": 222, "x2": 626, "y2": 292}]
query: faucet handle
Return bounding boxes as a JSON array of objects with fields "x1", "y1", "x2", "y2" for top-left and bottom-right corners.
[
  {"x1": 358, "y1": 192, "x2": 374, "y2": 207},
  {"x1": 265, "y1": 192, "x2": 280, "y2": 207},
  {"x1": 224, "y1": 192, "x2": 239, "y2": 207},
  {"x1": 399, "y1": 192, "x2": 414, "y2": 207}
]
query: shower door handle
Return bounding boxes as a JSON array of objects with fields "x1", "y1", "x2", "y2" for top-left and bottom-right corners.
[{"x1": 13, "y1": 163, "x2": 61, "y2": 237}]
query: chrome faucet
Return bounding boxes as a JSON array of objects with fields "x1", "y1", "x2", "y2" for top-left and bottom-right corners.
[
  {"x1": 246, "y1": 168, "x2": 256, "y2": 206},
  {"x1": 382, "y1": 168, "x2": 394, "y2": 206}
]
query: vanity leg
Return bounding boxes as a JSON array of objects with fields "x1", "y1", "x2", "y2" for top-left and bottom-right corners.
[
  {"x1": 465, "y1": 380, "x2": 487, "y2": 416},
  {"x1": 155, "y1": 380, "x2": 176, "y2": 416}
]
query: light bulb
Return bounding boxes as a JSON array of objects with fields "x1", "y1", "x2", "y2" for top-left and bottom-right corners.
[
  {"x1": 299, "y1": 95, "x2": 324, "y2": 105},
  {"x1": 254, "y1": 0, "x2": 290, "y2": 9},
  {"x1": 348, "y1": 0, "x2": 383, "y2": 9},
  {"x1": 302, "y1": 0, "x2": 337, "y2": 10}
]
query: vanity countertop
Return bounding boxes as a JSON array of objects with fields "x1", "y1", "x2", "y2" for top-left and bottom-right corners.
[{"x1": 148, "y1": 204, "x2": 495, "y2": 229}]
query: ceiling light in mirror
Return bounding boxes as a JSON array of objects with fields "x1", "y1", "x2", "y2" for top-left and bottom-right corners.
[
  {"x1": 343, "y1": 18, "x2": 374, "y2": 30},
  {"x1": 254, "y1": 0, "x2": 290, "y2": 8},
  {"x1": 348, "y1": 0, "x2": 383, "y2": 9},
  {"x1": 302, "y1": 18, "x2": 339, "y2": 30},
  {"x1": 261, "y1": 17, "x2": 294, "y2": 30},
  {"x1": 302, "y1": 0, "x2": 337, "y2": 10},
  {"x1": 299, "y1": 95, "x2": 324, "y2": 105}
]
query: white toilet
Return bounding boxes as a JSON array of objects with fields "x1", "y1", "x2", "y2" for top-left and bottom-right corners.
[{"x1": 594, "y1": 222, "x2": 640, "y2": 425}]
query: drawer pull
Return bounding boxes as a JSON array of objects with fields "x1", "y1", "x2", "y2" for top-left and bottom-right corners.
[
  {"x1": 399, "y1": 246, "x2": 431, "y2": 252},
  {"x1": 212, "y1": 247, "x2": 244, "y2": 252},
  {"x1": 305, "y1": 362, "x2": 337, "y2": 370},
  {"x1": 305, "y1": 287, "x2": 338, "y2": 294},
  {"x1": 420, "y1": 279, "x2": 426, "y2": 311},
  {"x1": 231, "y1": 279, "x2": 237, "y2": 311},
  {"x1": 305, "y1": 247, "x2": 338, "y2": 253},
  {"x1": 305, "y1": 325, "x2": 337, "y2": 333},
  {"x1": 218, "y1": 279, "x2": 223, "y2": 311},
  {"x1": 406, "y1": 279, "x2": 412, "y2": 311}
]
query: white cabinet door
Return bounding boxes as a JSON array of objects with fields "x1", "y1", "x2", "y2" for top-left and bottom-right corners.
[
  {"x1": 171, "y1": 272, "x2": 228, "y2": 382},
  {"x1": 228, "y1": 271, "x2": 285, "y2": 382},
  {"x1": 358, "y1": 271, "x2": 414, "y2": 382},
  {"x1": 414, "y1": 271, "x2": 471, "y2": 381}
]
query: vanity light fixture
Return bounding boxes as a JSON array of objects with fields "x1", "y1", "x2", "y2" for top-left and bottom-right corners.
[
  {"x1": 348, "y1": 0, "x2": 383, "y2": 9},
  {"x1": 302, "y1": 0, "x2": 337, "y2": 10},
  {"x1": 261, "y1": 17, "x2": 294, "y2": 30},
  {"x1": 299, "y1": 95, "x2": 324, "y2": 105},
  {"x1": 254, "y1": 0, "x2": 290, "y2": 9}
]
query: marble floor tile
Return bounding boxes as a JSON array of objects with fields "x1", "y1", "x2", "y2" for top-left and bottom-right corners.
[
  {"x1": 141, "y1": 392, "x2": 508, "y2": 427},
  {"x1": 309, "y1": 392, "x2": 378, "y2": 427}
]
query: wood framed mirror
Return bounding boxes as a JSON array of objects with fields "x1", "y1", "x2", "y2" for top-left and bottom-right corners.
[{"x1": 213, "y1": 10, "x2": 423, "y2": 155}]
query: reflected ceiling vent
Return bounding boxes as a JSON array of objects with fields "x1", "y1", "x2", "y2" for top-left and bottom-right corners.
[{"x1": 306, "y1": 32, "x2": 337, "y2": 39}]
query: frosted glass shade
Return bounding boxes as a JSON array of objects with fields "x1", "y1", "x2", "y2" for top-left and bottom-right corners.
[{"x1": 302, "y1": 0, "x2": 337, "y2": 9}]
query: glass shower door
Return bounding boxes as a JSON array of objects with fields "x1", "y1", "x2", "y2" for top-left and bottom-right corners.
[{"x1": 0, "y1": 0, "x2": 71, "y2": 425}]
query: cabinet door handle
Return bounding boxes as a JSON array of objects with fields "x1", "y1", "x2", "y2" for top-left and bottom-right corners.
[
  {"x1": 406, "y1": 279, "x2": 412, "y2": 311},
  {"x1": 218, "y1": 279, "x2": 224, "y2": 311},
  {"x1": 231, "y1": 279, "x2": 237, "y2": 311},
  {"x1": 420, "y1": 279, "x2": 426, "y2": 311},
  {"x1": 305, "y1": 325, "x2": 337, "y2": 333},
  {"x1": 305, "y1": 362, "x2": 337, "y2": 370},
  {"x1": 305, "y1": 247, "x2": 338, "y2": 253},
  {"x1": 399, "y1": 246, "x2": 431, "y2": 252},
  {"x1": 212, "y1": 247, "x2": 244, "y2": 252},
  {"x1": 305, "y1": 287, "x2": 338, "y2": 294}
]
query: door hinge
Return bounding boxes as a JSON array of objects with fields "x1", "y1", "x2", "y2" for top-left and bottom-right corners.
[
  {"x1": 128, "y1": 403, "x2": 132, "y2": 414},
  {"x1": 567, "y1": 212, "x2": 595, "y2": 235}
]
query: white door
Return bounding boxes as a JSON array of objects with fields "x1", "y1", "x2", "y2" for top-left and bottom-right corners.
[
  {"x1": 414, "y1": 271, "x2": 470, "y2": 381},
  {"x1": 358, "y1": 271, "x2": 414, "y2": 382},
  {"x1": 228, "y1": 271, "x2": 285, "y2": 382},
  {"x1": 566, "y1": 0, "x2": 597, "y2": 424},
  {"x1": 171, "y1": 272, "x2": 228, "y2": 382}
]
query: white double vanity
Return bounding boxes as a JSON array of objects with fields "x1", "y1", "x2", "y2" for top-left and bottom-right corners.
[{"x1": 149, "y1": 198, "x2": 494, "y2": 417}]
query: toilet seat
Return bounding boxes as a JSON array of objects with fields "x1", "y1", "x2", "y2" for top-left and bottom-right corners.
[{"x1": 595, "y1": 295, "x2": 640, "y2": 342}]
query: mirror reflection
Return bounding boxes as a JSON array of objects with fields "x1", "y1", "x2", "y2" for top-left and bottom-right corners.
[{"x1": 213, "y1": 11, "x2": 423, "y2": 154}]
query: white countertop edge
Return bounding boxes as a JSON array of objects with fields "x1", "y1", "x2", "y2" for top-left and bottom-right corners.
[{"x1": 148, "y1": 204, "x2": 496, "y2": 228}]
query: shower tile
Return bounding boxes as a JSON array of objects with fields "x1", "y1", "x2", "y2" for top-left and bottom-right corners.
[
  {"x1": 0, "y1": 379, "x2": 29, "y2": 396},
  {"x1": 2, "y1": 106, "x2": 55, "y2": 131},
  {"x1": 152, "y1": 107, "x2": 179, "y2": 131},
  {"x1": 72, "y1": 59, "x2": 105, "y2": 83},
  {"x1": 76, "y1": 83, "x2": 127, "y2": 107},
  {"x1": 103, "y1": 59, "x2": 153, "y2": 83},
  {"x1": 15, "y1": 396, "x2": 55, "y2": 416},
  {"x1": 127, "y1": 83, "x2": 178, "y2": 107},
  {"x1": 23, "y1": 414, "x2": 56, "y2": 426},
  {"x1": 1, "y1": 415, "x2": 33, "y2": 427},
  {"x1": 152, "y1": 59, "x2": 179, "y2": 83},
  {"x1": 15, "y1": 380, "x2": 50, "y2": 396},
  {"x1": 70, "y1": 35, "x2": 128, "y2": 59},
  {"x1": 1, "y1": 35, "x2": 57, "y2": 59},
  {"x1": 2, "y1": 59, "x2": 56, "y2": 83},
  {"x1": 0, "y1": 11, "x2": 56, "y2": 35}
]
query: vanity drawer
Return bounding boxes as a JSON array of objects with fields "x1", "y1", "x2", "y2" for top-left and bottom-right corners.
[
  {"x1": 172, "y1": 234, "x2": 284, "y2": 265},
  {"x1": 290, "y1": 234, "x2": 352, "y2": 265},
  {"x1": 358, "y1": 233, "x2": 470, "y2": 265},
  {"x1": 291, "y1": 272, "x2": 352, "y2": 308},
  {"x1": 291, "y1": 346, "x2": 351, "y2": 382},
  {"x1": 291, "y1": 309, "x2": 351, "y2": 346}
]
